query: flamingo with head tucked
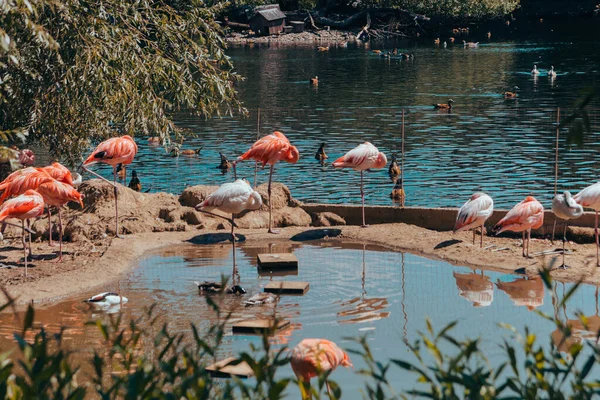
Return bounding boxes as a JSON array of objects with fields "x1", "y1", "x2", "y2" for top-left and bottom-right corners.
[
  {"x1": 573, "y1": 182, "x2": 600, "y2": 266},
  {"x1": 551, "y1": 191, "x2": 583, "y2": 269},
  {"x1": 235, "y1": 131, "x2": 299, "y2": 233},
  {"x1": 81, "y1": 135, "x2": 138, "y2": 237},
  {"x1": 42, "y1": 162, "x2": 76, "y2": 245},
  {"x1": 290, "y1": 338, "x2": 353, "y2": 399},
  {"x1": 332, "y1": 142, "x2": 387, "y2": 227},
  {"x1": 36, "y1": 180, "x2": 84, "y2": 262},
  {"x1": 493, "y1": 196, "x2": 544, "y2": 258},
  {"x1": 0, "y1": 190, "x2": 45, "y2": 276},
  {"x1": 196, "y1": 179, "x2": 262, "y2": 280},
  {"x1": 454, "y1": 192, "x2": 494, "y2": 247}
]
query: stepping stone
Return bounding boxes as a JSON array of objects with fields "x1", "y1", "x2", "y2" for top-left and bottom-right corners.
[
  {"x1": 264, "y1": 281, "x2": 309, "y2": 295},
  {"x1": 205, "y1": 357, "x2": 254, "y2": 378},
  {"x1": 257, "y1": 253, "x2": 298, "y2": 270},
  {"x1": 232, "y1": 318, "x2": 290, "y2": 334}
]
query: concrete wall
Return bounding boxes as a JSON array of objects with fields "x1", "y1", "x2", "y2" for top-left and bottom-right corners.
[{"x1": 302, "y1": 203, "x2": 599, "y2": 233}]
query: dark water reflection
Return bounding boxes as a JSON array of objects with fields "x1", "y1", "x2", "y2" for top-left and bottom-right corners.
[
  {"x1": 85, "y1": 35, "x2": 600, "y2": 209},
  {"x1": 1, "y1": 241, "x2": 600, "y2": 393}
]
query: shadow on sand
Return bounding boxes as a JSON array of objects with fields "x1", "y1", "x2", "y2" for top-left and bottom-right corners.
[
  {"x1": 290, "y1": 228, "x2": 342, "y2": 242},
  {"x1": 187, "y1": 233, "x2": 247, "y2": 245}
]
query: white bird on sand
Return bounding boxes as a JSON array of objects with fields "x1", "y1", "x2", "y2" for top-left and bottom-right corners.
[
  {"x1": 453, "y1": 192, "x2": 494, "y2": 247},
  {"x1": 244, "y1": 292, "x2": 278, "y2": 306},
  {"x1": 84, "y1": 292, "x2": 128, "y2": 307},
  {"x1": 332, "y1": 142, "x2": 387, "y2": 227},
  {"x1": 548, "y1": 65, "x2": 557, "y2": 78},
  {"x1": 195, "y1": 179, "x2": 262, "y2": 278},
  {"x1": 552, "y1": 191, "x2": 583, "y2": 269},
  {"x1": 532, "y1": 65, "x2": 540, "y2": 75},
  {"x1": 573, "y1": 182, "x2": 600, "y2": 266}
]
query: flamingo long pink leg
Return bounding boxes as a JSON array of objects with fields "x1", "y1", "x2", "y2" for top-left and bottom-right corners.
[
  {"x1": 22, "y1": 220, "x2": 28, "y2": 277},
  {"x1": 360, "y1": 170, "x2": 366, "y2": 227},
  {"x1": 562, "y1": 221, "x2": 567, "y2": 268},
  {"x1": 48, "y1": 208, "x2": 53, "y2": 246},
  {"x1": 527, "y1": 229, "x2": 531, "y2": 258},
  {"x1": 231, "y1": 214, "x2": 237, "y2": 284},
  {"x1": 551, "y1": 219, "x2": 557, "y2": 245},
  {"x1": 55, "y1": 207, "x2": 63, "y2": 262},
  {"x1": 480, "y1": 223, "x2": 484, "y2": 248},
  {"x1": 268, "y1": 164, "x2": 278, "y2": 234},
  {"x1": 522, "y1": 231, "x2": 526, "y2": 257},
  {"x1": 472, "y1": 229, "x2": 475, "y2": 245},
  {"x1": 26, "y1": 219, "x2": 32, "y2": 258},
  {"x1": 594, "y1": 211, "x2": 600, "y2": 267}
]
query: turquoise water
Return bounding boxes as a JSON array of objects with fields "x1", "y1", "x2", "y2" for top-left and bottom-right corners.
[
  {"x1": 2, "y1": 240, "x2": 599, "y2": 394},
  {"x1": 85, "y1": 35, "x2": 600, "y2": 209}
]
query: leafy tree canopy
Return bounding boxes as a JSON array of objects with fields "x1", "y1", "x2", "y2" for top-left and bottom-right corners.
[{"x1": 1, "y1": 0, "x2": 244, "y2": 165}]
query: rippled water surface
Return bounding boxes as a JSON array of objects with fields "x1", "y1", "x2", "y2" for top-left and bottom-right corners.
[
  {"x1": 2, "y1": 240, "x2": 600, "y2": 393},
  {"x1": 85, "y1": 32, "x2": 600, "y2": 209}
]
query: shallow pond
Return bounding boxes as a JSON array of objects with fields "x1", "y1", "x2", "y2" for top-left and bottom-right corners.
[
  {"x1": 85, "y1": 29, "x2": 600, "y2": 209},
  {"x1": 1, "y1": 238, "x2": 600, "y2": 394}
]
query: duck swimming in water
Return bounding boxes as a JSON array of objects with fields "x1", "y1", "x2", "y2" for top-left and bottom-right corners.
[
  {"x1": 244, "y1": 292, "x2": 278, "y2": 306},
  {"x1": 388, "y1": 154, "x2": 400, "y2": 180},
  {"x1": 315, "y1": 142, "x2": 328, "y2": 162},
  {"x1": 548, "y1": 65, "x2": 557, "y2": 78},
  {"x1": 531, "y1": 65, "x2": 540, "y2": 75},
  {"x1": 503, "y1": 86, "x2": 519, "y2": 99},
  {"x1": 433, "y1": 99, "x2": 454, "y2": 110},
  {"x1": 390, "y1": 178, "x2": 406, "y2": 203},
  {"x1": 84, "y1": 292, "x2": 128, "y2": 307},
  {"x1": 310, "y1": 76, "x2": 318, "y2": 86},
  {"x1": 180, "y1": 147, "x2": 203, "y2": 156},
  {"x1": 194, "y1": 281, "x2": 247, "y2": 295},
  {"x1": 217, "y1": 152, "x2": 232, "y2": 173},
  {"x1": 128, "y1": 170, "x2": 141, "y2": 192}
]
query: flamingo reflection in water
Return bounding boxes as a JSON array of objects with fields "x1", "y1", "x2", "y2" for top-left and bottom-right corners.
[
  {"x1": 552, "y1": 286, "x2": 600, "y2": 354},
  {"x1": 496, "y1": 276, "x2": 544, "y2": 311},
  {"x1": 336, "y1": 245, "x2": 390, "y2": 324},
  {"x1": 453, "y1": 269, "x2": 494, "y2": 307}
]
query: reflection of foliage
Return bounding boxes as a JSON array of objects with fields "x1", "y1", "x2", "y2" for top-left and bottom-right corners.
[
  {"x1": 350, "y1": 0, "x2": 520, "y2": 16},
  {"x1": 1, "y1": 0, "x2": 244, "y2": 165},
  {"x1": 562, "y1": 86, "x2": 599, "y2": 147},
  {"x1": 2, "y1": 270, "x2": 600, "y2": 399}
]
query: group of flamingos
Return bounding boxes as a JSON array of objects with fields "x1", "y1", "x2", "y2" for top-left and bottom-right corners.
[{"x1": 3, "y1": 130, "x2": 600, "y2": 395}]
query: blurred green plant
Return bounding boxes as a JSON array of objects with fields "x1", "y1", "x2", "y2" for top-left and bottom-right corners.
[
  {"x1": 1, "y1": 270, "x2": 600, "y2": 399},
  {"x1": 562, "y1": 86, "x2": 599, "y2": 147},
  {"x1": 1, "y1": 0, "x2": 244, "y2": 165}
]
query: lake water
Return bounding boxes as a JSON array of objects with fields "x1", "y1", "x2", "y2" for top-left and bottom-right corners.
[
  {"x1": 85, "y1": 30, "x2": 600, "y2": 210},
  {"x1": 1, "y1": 239, "x2": 599, "y2": 395}
]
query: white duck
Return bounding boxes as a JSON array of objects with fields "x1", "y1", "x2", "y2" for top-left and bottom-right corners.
[
  {"x1": 548, "y1": 65, "x2": 557, "y2": 78},
  {"x1": 244, "y1": 292, "x2": 278, "y2": 306},
  {"x1": 531, "y1": 65, "x2": 540, "y2": 75},
  {"x1": 552, "y1": 191, "x2": 583, "y2": 268},
  {"x1": 84, "y1": 292, "x2": 128, "y2": 307}
]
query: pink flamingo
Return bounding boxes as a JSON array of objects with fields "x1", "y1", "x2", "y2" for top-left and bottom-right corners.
[
  {"x1": 42, "y1": 162, "x2": 76, "y2": 245},
  {"x1": 0, "y1": 190, "x2": 45, "y2": 276},
  {"x1": 236, "y1": 131, "x2": 299, "y2": 233},
  {"x1": 493, "y1": 196, "x2": 544, "y2": 258},
  {"x1": 81, "y1": 135, "x2": 138, "y2": 237},
  {"x1": 454, "y1": 192, "x2": 494, "y2": 247},
  {"x1": 195, "y1": 179, "x2": 262, "y2": 279},
  {"x1": 290, "y1": 338, "x2": 353, "y2": 399},
  {"x1": 332, "y1": 142, "x2": 387, "y2": 227},
  {"x1": 573, "y1": 182, "x2": 600, "y2": 266},
  {"x1": 36, "y1": 180, "x2": 84, "y2": 261},
  {"x1": 552, "y1": 191, "x2": 583, "y2": 268}
]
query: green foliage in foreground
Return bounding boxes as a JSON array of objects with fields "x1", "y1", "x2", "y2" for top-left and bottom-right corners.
[
  {"x1": 1, "y1": 271, "x2": 600, "y2": 399},
  {"x1": 0, "y1": 0, "x2": 243, "y2": 164}
]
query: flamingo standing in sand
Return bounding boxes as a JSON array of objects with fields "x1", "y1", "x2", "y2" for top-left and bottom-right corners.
[
  {"x1": 290, "y1": 338, "x2": 353, "y2": 399},
  {"x1": 236, "y1": 131, "x2": 299, "y2": 233},
  {"x1": 454, "y1": 192, "x2": 494, "y2": 247},
  {"x1": 332, "y1": 142, "x2": 387, "y2": 227},
  {"x1": 36, "y1": 180, "x2": 84, "y2": 261},
  {"x1": 573, "y1": 182, "x2": 600, "y2": 266},
  {"x1": 493, "y1": 196, "x2": 544, "y2": 258},
  {"x1": 81, "y1": 135, "x2": 138, "y2": 237},
  {"x1": 42, "y1": 162, "x2": 76, "y2": 245},
  {"x1": 195, "y1": 179, "x2": 262, "y2": 280},
  {"x1": 551, "y1": 191, "x2": 583, "y2": 269},
  {"x1": 0, "y1": 168, "x2": 54, "y2": 256},
  {"x1": 0, "y1": 190, "x2": 45, "y2": 276}
]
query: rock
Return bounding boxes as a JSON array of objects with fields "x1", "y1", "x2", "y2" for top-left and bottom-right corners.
[
  {"x1": 256, "y1": 182, "x2": 291, "y2": 210},
  {"x1": 311, "y1": 212, "x2": 346, "y2": 227},
  {"x1": 179, "y1": 185, "x2": 219, "y2": 207},
  {"x1": 274, "y1": 207, "x2": 312, "y2": 227}
]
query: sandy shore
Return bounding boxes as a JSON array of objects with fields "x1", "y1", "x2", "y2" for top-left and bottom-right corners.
[{"x1": 2, "y1": 222, "x2": 600, "y2": 306}]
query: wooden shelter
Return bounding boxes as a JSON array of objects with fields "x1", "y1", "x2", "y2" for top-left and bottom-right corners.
[{"x1": 250, "y1": 5, "x2": 286, "y2": 36}]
